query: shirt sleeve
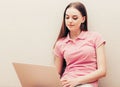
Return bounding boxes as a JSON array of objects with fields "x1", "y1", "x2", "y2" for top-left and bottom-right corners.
[
  {"x1": 94, "y1": 32, "x2": 106, "y2": 48},
  {"x1": 53, "y1": 40, "x2": 63, "y2": 58}
]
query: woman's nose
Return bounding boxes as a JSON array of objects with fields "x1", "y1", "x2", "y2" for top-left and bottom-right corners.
[{"x1": 68, "y1": 18, "x2": 73, "y2": 22}]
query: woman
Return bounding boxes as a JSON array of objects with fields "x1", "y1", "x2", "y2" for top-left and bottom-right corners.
[{"x1": 53, "y1": 2, "x2": 106, "y2": 87}]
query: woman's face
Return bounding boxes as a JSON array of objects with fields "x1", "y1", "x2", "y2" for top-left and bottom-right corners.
[{"x1": 65, "y1": 7, "x2": 85, "y2": 32}]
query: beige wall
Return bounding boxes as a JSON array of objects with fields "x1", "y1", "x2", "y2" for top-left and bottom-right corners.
[{"x1": 0, "y1": 0, "x2": 120, "y2": 87}]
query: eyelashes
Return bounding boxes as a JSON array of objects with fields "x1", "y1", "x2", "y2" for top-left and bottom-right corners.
[
  {"x1": 73, "y1": 17, "x2": 78, "y2": 20},
  {"x1": 65, "y1": 16, "x2": 78, "y2": 20}
]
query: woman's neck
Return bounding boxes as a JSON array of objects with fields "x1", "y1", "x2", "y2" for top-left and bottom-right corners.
[{"x1": 70, "y1": 30, "x2": 81, "y2": 39}]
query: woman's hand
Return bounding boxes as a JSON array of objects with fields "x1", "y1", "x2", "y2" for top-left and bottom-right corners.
[{"x1": 61, "y1": 78, "x2": 80, "y2": 87}]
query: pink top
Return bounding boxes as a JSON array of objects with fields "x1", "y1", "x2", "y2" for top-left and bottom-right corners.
[{"x1": 54, "y1": 31, "x2": 105, "y2": 87}]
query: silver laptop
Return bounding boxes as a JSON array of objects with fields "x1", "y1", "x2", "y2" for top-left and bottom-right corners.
[{"x1": 12, "y1": 63, "x2": 62, "y2": 87}]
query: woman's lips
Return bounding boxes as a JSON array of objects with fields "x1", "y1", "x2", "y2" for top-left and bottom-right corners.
[{"x1": 68, "y1": 24, "x2": 74, "y2": 26}]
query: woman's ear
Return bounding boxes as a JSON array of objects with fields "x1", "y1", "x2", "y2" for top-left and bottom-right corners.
[{"x1": 82, "y1": 16, "x2": 86, "y2": 23}]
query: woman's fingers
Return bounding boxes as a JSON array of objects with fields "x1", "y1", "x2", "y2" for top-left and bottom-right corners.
[{"x1": 61, "y1": 79, "x2": 70, "y2": 87}]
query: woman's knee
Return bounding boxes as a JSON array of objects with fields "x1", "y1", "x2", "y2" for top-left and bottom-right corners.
[{"x1": 76, "y1": 84, "x2": 93, "y2": 87}]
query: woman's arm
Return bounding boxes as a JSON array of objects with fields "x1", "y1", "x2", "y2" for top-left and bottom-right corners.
[
  {"x1": 54, "y1": 55, "x2": 64, "y2": 76},
  {"x1": 77, "y1": 43, "x2": 107, "y2": 84}
]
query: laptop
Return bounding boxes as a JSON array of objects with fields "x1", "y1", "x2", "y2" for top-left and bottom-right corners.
[{"x1": 12, "y1": 62, "x2": 62, "y2": 87}]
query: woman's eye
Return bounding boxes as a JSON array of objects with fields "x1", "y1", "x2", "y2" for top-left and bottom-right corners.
[
  {"x1": 73, "y1": 17, "x2": 78, "y2": 20},
  {"x1": 65, "y1": 16, "x2": 69, "y2": 19}
]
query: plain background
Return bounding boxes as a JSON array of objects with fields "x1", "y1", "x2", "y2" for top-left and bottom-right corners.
[{"x1": 0, "y1": 0, "x2": 120, "y2": 87}]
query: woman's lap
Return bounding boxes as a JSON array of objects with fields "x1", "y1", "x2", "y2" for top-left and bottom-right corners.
[{"x1": 76, "y1": 84, "x2": 94, "y2": 87}]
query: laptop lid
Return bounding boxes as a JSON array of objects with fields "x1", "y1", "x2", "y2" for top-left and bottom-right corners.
[{"x1": 12, "y1": 63, "x2": 62, "y2": 87}]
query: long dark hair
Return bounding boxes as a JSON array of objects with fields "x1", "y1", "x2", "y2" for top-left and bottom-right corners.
[{"x1": 57, "y1": 2, "x2": 88, "y2": 41}]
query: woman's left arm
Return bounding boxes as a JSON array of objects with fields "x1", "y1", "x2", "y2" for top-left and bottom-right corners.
[{"x1": 76, "y1": 43, "x2": 107, "y2": 84}]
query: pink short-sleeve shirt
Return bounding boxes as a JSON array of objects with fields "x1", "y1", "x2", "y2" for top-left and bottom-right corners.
[{"x1": 54, "y1": 31, "x2": 105, "y2": 87}]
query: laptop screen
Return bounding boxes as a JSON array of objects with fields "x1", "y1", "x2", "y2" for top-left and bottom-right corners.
[{"x1": 13, "y1": 63, "x2": 62, "y2": 87}]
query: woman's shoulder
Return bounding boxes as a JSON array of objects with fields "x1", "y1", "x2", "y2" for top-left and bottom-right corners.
[
  {"x1": 55, "y1": 38, "x2": 66, "y2": 46},
  {"x1": 56, "y1": 37, "x2": 66, "y2": 43},
  {"x1": 86, "y1": 31, "x2": 102, "y2": 37},
  {"x1": 85, "y1": 31, "x2": 105, "y2": 44}
]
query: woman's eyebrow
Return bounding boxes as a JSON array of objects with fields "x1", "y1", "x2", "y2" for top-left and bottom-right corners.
[
  {"x1": 65, "y1": 14, "x2": 78, "y2": 16},
  {"x1": 65, "y1": 14, "x2": 69, "y2": 16}
]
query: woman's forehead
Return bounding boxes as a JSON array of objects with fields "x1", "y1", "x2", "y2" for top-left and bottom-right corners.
[{"x1": 66, "y1": 7, "x2": 81, "y2": 16}]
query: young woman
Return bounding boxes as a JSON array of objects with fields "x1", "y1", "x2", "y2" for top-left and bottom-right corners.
[{"x1": 53, "y1": 2, "x2": 106, "y2": 87}]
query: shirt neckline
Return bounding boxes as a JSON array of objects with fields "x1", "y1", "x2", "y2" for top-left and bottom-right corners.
[{"x1": 64, "y1": 31, "x2": 88, "y2": 43}]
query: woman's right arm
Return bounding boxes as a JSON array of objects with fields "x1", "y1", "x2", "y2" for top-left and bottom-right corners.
[{"x1": 54, "y1": 55, "x2": 64, "y2": 76}]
